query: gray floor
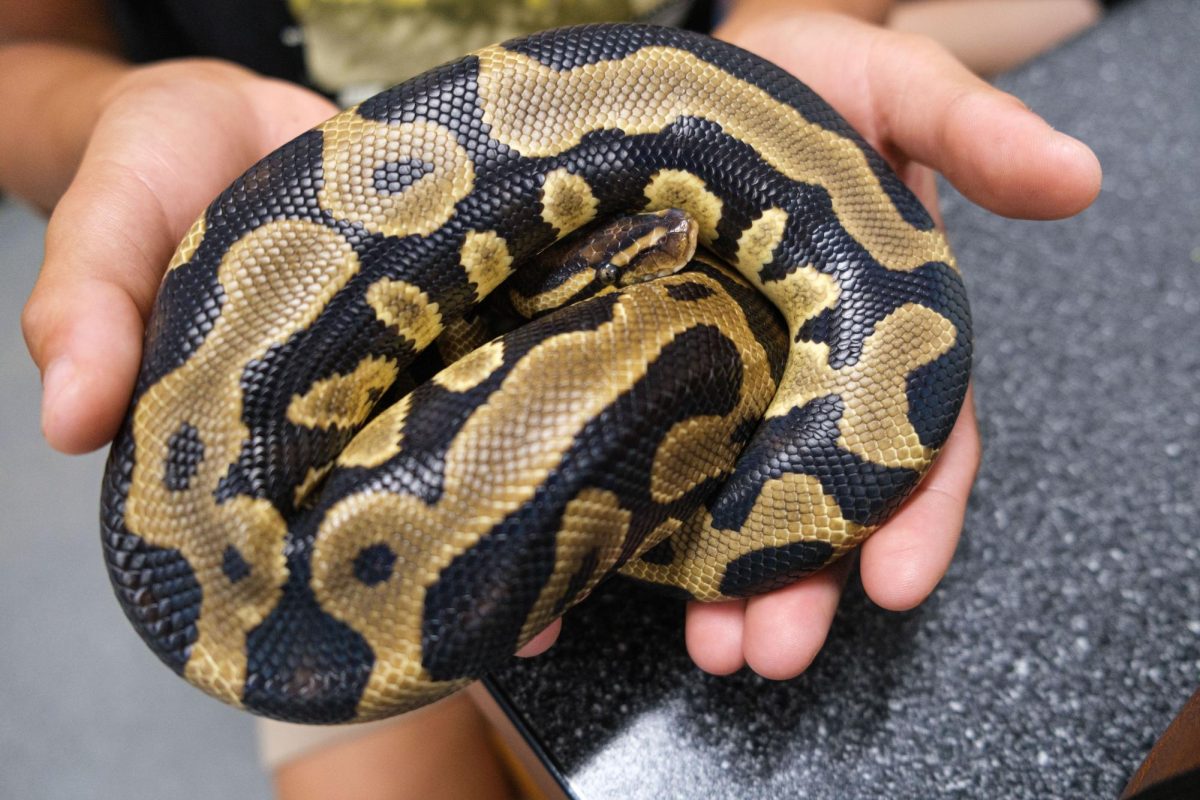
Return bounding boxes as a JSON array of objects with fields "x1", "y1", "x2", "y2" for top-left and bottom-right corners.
[{"x1": 0, "y1": 200, "x2": 269, "y2": 798}]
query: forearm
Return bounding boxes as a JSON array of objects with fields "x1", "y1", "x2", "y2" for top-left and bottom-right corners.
[{"x1": 0, "y1": 42, "x2": 129, "y2": 212}]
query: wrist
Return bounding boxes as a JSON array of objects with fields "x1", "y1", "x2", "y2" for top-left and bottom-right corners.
[
  {"x1": 720, "y1": 0, "x2": 892, "y2": 33},
  {"x1": 715, "y1": 5, "x2": 847, "y2": 50}
]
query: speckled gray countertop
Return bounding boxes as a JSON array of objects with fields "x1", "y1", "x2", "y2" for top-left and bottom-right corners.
[{"x1": 486, "y1": 1, "x2": 1200, "y2": 797}]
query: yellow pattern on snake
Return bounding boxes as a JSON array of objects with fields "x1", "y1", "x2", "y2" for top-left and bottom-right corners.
[{"x1": 100, "y1": 24, "x2": 971, "y2": 723}]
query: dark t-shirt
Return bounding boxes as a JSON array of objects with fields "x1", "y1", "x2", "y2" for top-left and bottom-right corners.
[
  {"x1": 107, "y1": 0, "x2": 1127, "y2": 95},
  {"x1": 108, "y1": 0, "x2": 714, "y2": 92},
  {"x1": 111, "y1": 0, "x2": 309, "y2": 85}
]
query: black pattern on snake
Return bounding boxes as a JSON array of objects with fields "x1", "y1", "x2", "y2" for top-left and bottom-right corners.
[{"x1": 99, "y1": 24, "x2": 971, "y2": 723}]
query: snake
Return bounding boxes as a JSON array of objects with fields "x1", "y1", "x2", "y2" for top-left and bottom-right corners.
[{"x1": 99, "y1": 23, "x2": 971, "y2": 724}]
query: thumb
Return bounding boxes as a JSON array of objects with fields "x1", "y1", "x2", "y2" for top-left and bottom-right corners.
[
  {"x1": 21, "y1": 65, "x2": 336, "y2": 453},
  {"x1": 23, "y1": 156, "x2": 184, "y2": 454}
]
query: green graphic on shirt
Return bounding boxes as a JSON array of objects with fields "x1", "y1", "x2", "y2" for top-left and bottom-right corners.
[{"x1": 288, "y1": 0, "x2": 690, "y2": 98}]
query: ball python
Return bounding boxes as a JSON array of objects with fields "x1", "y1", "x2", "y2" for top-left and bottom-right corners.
[{"x1": 100, "y1": 23, "x2": 972, "y2": 724}]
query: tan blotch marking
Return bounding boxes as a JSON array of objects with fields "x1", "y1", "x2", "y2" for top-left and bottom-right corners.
[
  {"x1": 517, "y1": 488, "x2": 630, "y2": 645},
  {"x1": 540, "y1": 168, "x2": 598, "y2": 234},
  {"x1": 167, "y1": 213, "x2": 208, "y2": 272},
  {"x1": 310, "y1": 489, "x2": 470, "y2": 720},
  {"x1": 622, "y1": 473, "x2": 862, "y2": 601},
  {"x1": 318, "y1": 114, "x2": 474, "y2": 238},
  {"x1": 833, "y1": 303, "x2": 958, "y2": 469},
  {"x1": 338, "y1": 393, "x2": 413, "y2": 469},
  {"x1": 642, "y1": 170, "x2": 722, "y2": 243},
  {"x1": 768, "y1": 338, "x2": 839, "y2": 414},
  {"x1": 735, "y1": 207, "x2": 789, "y2": 274},
  {"x1": 286, "y1": 354, "x2": 398, "y2": 430},
  {"x1": 310, "y1": 274, "x2": 779, "y2": 718},
  {"x1": 645, "y1": 268, "x2": 783, "y2": 505},
  {"x1": 433, "y1": 339, "x2": 505, "y2": 393},
  {"x1": 460, "y1": 230, "x2": 514, "y2": 299},
  {"x1": 766, "y1": 302, "x2": 956, "y2": 469},
  {"x1": 650, "y1": 415, "x2": 745, "y2": 505},
  {"x1": 733, "y1": 207, "x2": 845, "y2": 321},
  {"x1": 475, "y1": 45, "x2": 953, "y2": 272},
  {"x1": 125, "y1": 219, "x2": 361, "y2": 704},
  {"x1": 760, "y1": 265, "x2": 840, "y2": 328},
  {"x1": 747, "y1": 260, "x2": 841, "y2": 424},
  {"x1": 436, "y1": 316, "x2": 492, "y2": 365},
  {"x1": 366, "y1": 278, "x2": 443, "y2": 351},
  {"x1": 294, "y1": 463, "x2": 334, "y2": 508}
]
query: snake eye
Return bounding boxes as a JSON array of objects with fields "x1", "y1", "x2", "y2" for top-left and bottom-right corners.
[{"x1": 597, "y1": 264, "x2": 620, "y2": 286}]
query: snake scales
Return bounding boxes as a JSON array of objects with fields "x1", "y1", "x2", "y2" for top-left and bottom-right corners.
[{"x1": 100, "y1": 24, "x2": 972, "y2": 724}]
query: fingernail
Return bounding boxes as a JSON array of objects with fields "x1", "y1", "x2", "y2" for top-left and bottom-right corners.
[
  {"x1": 1069, "y1": 135, "x2": 1101, "y2": 165},
  {"x1": 1053, "y1": 129, "x2": 1089, "y2": 151},
  {"x1": 1053, "y1": 133, "x2": 1103, "y2": 181},
  {"x1": 41, "y1": 357, "x2": 76, "y2": 437}
]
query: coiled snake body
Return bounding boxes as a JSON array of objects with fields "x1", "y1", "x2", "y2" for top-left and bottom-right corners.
[{"x1": 100, "y1": 24, "x2": 971, "y2": 723}]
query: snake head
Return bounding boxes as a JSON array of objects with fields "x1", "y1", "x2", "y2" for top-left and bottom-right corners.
[{"x1": 508, "y1": 208, "x2": 698, "y2": 318}]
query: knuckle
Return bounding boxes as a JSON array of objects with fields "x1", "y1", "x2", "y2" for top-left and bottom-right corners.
[{"x1": 20, "y1": 290, "x2": 55, "y2": 359}]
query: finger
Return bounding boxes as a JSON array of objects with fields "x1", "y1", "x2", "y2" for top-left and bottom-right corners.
[
  {"x1": 515, "y1": 618, "x2": 562, "y2": 658},
  {"x1": 899, "y1": 161, "x2": 943, "y2": 229},
  {"x1": 685, "y1": 598, "x2": 747, "y2": 675},
  {"x1": 868, "y1": 32, "x2": 1102, "y2": 219},
  {"x1": 741, "y1": 556, "x2": 852, "y2": 680},
  {"x1": 24, "y1": 159, "x2": 193, "y2": 453},
  {"x1": 859, "y1": 385, "x2": 980, "y2": 610},
  {"x1": 24, "y1": 276, "x2": 146, "y2": 454}
]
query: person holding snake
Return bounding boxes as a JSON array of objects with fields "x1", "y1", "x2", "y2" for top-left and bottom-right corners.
[{"x1": 2, "y1": 0, "x2": 1101, "y2": 797}]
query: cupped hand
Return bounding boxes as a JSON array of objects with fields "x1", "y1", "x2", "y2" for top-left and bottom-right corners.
[
  {"x1": 22, "y1": 59, "x2": 337, "y2": 453},
  {"x1": 681, "y1": 8, "x2": 1100, "y2": 678},
  {"x1": 522, "y1": 10, "x2": 1101, "y2": 673}
]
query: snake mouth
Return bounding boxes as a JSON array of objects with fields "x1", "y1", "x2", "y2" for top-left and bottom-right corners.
[
  {"x1": 612, "y1": 208, "x2": 699, "y2": 287},
  {"x1": 618, "y1": 261, "x2": 691, "y2": 286}
]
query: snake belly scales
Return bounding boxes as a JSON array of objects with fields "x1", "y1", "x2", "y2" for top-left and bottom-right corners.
[{"x1": 99, "y1": 24, "x2": 971, "y2": 723}]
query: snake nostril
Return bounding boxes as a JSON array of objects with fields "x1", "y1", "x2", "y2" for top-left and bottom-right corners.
[{"x1": 352, "y1": 543, "x2": 397, "y2": 586}]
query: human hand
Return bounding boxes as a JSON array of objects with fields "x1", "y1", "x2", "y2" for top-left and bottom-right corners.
[
  {"x1": 22, "y1": 59, "x2": 337, "y2": 453},
  {"x1": 679, "y1": 7, "x2": 1100, "y2": 678},
  {"x1": 521, "y1": 9, "x2": 1101, "y2": 674}
]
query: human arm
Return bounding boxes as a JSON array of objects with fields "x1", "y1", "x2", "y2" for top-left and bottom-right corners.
[{"x1": 0, "y1": 0, "x2": 125, "y2": 211}]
